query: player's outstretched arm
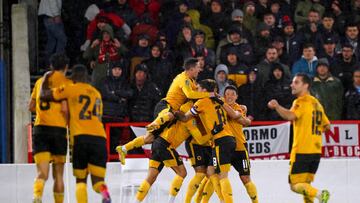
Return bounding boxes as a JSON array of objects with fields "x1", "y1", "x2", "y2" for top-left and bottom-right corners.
[
  {"x1": 268, "y1": 99, "x2": 296, "y2": 121},
  {"x1": 39, "y1": 71, "x2": 55, "y2": 101},
  {"x1": 175, "y1": 110, "x2": 194, "y2": 122}
]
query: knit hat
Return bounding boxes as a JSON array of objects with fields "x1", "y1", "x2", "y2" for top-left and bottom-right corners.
[
  {"x1": 135, "y1": 63, "x2": 149, "y2": 73},
  {"x1": 317, "y1": 58, "x2": 329, "y2": 68},
  {"x1": 231, "y1": 9, "x2": 244, "y2": 19}
]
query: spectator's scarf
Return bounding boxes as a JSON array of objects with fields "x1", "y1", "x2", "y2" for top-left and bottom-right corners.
[{"x1": 98, "y1": 41, "x2": 120, "y2": 63}]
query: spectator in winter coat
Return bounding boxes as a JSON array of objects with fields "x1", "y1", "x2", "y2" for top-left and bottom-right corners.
[
  {"x1": 186, "y1": 9, "x2": 215, "y2": 49},
  {"x1": 292, "y1": 43, "x2": 318, "y2": 77},
  {"x1": 243, "y1": 1, "x2": 259, "y2": 36},
  {"x1": 264, "y1": 63, "x2": 294, "y2": 120},
  {"x1": 297, "y1": 9, "x2": 321, "y2": 44},
  {"x1": 224, "y1": 47, "x2": 248, "y2": 87},
  {"x1": 237, "y1": 67, "x2": 265, "y2": 120},
  {"x1": 332, "y1": 44, "x2": 360, "y2": 91},
  {"x1": 294, "y1": 0, "x2": 325, "y2": 29},
  {"x1": 254, "y1": 23, "x2": 272, "y2": 61},
  {"x1": 229, "y1": 9, "x2": 254, "y2": 45},
  {"x1": 129, "y1": 64, "x2": 162, "y2": 122},
  {"x1": 143, "y1": 44, "x2": 173, "y2": 95},
  {"x1": 100, "y1": 60, "x2": 134, "y2": 153},
  {"x1": 311, "y1": 58, "x2": 344, "y2": 120},
  {"x1": 340, "y1": 23, "x2": 360, "y2": 62},
  {"x1": 218, "y1": 27, "x2": 254, "y2": 66},
  {"x1": 256, "y1": 46, "x2": 291, "y2": 87},
  {"x1": 83, "y1": 25, "x2": 127, "y2": 87},
  {"x1": 344, "y1": 69, "x2": 360, "y2": 120},
  {"x1": 314, "y1": 13, "x2": 340, "y2": 55},
  {"x1": 282, "y1": 20, "x2": 304, "y2": 67},
  {"x1": 317, "y1": 36, "x2": 338, "y2": 66},
  {"x1": 196, "y1": 54, "x2": 215, "y2": 81}
]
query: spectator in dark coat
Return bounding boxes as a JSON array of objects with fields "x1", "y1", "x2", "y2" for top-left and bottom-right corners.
[
  {"x1": 256, "y1": 46, "x2": 291, "y2": 87},
  {"x1": 344, "y1": 69, "x2": 360, "y2": 120},
  {"x1": 263, "y1": 12, "x2": 282, "y2": 37},
  {"x1": 196, "y1": 53, "x2": 215, "y2": 81},
  {"x1": 332, "y1": 44, "x2": 360, "y2": 91},
  {"x1": 130, "y1": 34, "x2": 151, "y2": 58},
  {"x1": 108, "y1": 0, "x2": 138, "y2": 28},
  {"x1": 254, "y1": 23, "x2": 272, "y2": 61},
  {"x1": 311, "y1": 58, "x2": 344, "y2": 120},
  {"x1": 100, "y1": 60, "x2": 134, "y2": 153},
  {"x1": 129, "y1": 64, "x2": 162, "y2": 122},
  {"x1": 282, "y1": 20, "x2": 304, "y2": 67},
  {"x1": 317, "y1": 36, "x2": 338, "y2": 66},
  {"x1": 224, "y1": 47, "x2": 248, "y2": 87},
  {"x1": 297, "y1": 9, "x2": 321, "y2": 44},
  {"x1": 340, "y1": 23, "x2": 360, "y2": 62},
  {"x1": 314, "y1": 12, "x2": 340, "y2": 55},
  {"x1": 264, "y1": 63, "x2": 294, "y2": 120},
  {"x1": 237, "y1": 67, "x2": 266, "y2": 120},
  {"x1": 229, "y1": 9, "x2": 254, "y2": 45},
  {"x1": 164, "y1": 1, "x2": 189, "y2": 48},
  {"x1": 143, "y1": 44, "x2": 173, "y2": 95}
]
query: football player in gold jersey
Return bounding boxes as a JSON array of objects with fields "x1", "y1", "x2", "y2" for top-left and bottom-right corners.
[
  {"x1": 177, "y1": 79, "x2": 243, "y2": 203},
  {"x1": 135, "y1": 101, "x2": 211, "y2": 203},
  {"x1": 116, "y1": 58, "x2": 215, "y2": 165},
  {"x1": 29, "y1": 53, "x2": 72, "y2": 203},
  {"x1": 40, "y1": 65, "x2": 111, "y2": 203},
  {"x1": 268, "y1": 73, "x2": 331, "y2": 203}
]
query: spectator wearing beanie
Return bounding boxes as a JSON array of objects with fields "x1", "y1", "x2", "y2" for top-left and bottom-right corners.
[
  {"x1": 224, "y1": 47, "x2": 248, "y2": 87},
  {"x1": 311, "y1": 58, "x2": 343, "y2": 120},
  {"x1": 294, "y1": 0, "x2": 325, "y2": 29},
  {"x1": 264, "y1": 62, "x2": 295, "y2": 120},
  {"x1": 243, "y1": 1, "x2": 259, "y2": 36},
  {"x1": 344, "y1": 69, "x2": 360, "y2": 120},
  {"x1": 143, "y1": 43, "x2": 173, "y2": 95},
  {"x1": 129, "y1": 63, "x2": 162, "y2": 122},
  {"x1": 229, "y1": 8, "x2": 254, "y2": 45},
  {"x1": 332, "y1": 44, "x2": 360, "y2": 91},
  {"x1": 100, "y1": 59, "x2": 134, "y2": 153},
  {"x1": 218, "y1": 26, "x2": 254, "y2": 66},
  {"x1": 292, "y1": 43, "x2": 318, "y2": 77},
  {"x1": 256, "y1": 46, "x2": 291, "y2": 87},
  {"x1": 83, "y1": 24, "x2": 127, "y2": 87},
  {"x1": 316, "y1": 36, "x2": 338, "y2": 66},
  {"x1": 237, "y1": 67, "x2": 265, "y2": 120},
  {"x1": 201, "y1": 0, "x2": 231, "y2": 44},
  {"x1": 282, "y1": 18, "x2": 304, "y2": 66},
  {"x1": 254, "y1": 22, "x2": 272, "y2": 61}
]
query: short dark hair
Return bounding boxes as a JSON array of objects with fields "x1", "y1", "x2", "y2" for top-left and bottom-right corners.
[
  {"x1": 224, "y1": 85, "x2": 238, "y2": 95},
  {"x1": 303, "y1": 43, "x2": 315, "y2": 50},
  {"x1": 184, "y1": 57, "x2": 199, "y2": 70},
  {"x1": 295, "y1": 73, "x2": 312, "y2": 88},
  {"x1": 342, "y1": 43, "x2": 354, "y2": 50},
  {"x1": 198, "y1": 79, "x2": 217, "y2": 92},
  {"x1": 50, "y1": 53, "x2": 69, "y2": 71},
  {"x1": 70, "y1": 64, "x2": 89, "y2": 83},
  {"x1": 354, "y1": 68, "x2": 360, "y2": 75},
  {"x1": 308, "y1": 9, "x2": 320, "y2": 14}
]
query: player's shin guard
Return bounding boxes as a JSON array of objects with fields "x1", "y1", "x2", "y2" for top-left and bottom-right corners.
[
  {"x1": 210, "y1": 175, "x2": 224, "y2": 201},
  {"x1": 220, "y1": 178, "x2": 233, "y2": 203},
  {"x1": 33, "y1": 178, "x2": 45, "y2": 199},
  {"x1": 244, "y1": 181, "x2": 258, "y2": 203},
  {"x1": 201, "y1": 178, "x2": 215, "y2": 203},
  {"x1": 185, "y1": 173, "x2": 206, "y2": 203},
  {"x1": 169, "y1": 175, "x2": 184, "y2": 197},
  {"x1": 54, "y1": 192, "x2": 64, "y2": 203},
  {"x1": 291, "y1": 183, "x2": 318, "y2": 198},
  {"x1": 125, "y1": 136, "x2": 145, "y2": 151},
  {"x1": 136, "y1": 180, "x2": 151, "y2": 202},
  {"x1": 76, "y1": 183, "x2": 88, "y2": 203}
]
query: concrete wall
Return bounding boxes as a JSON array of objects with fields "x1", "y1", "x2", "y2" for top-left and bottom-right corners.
[
  {"x1": 0, "y1": 159, "x2": 359, "y2": 203},
  {"x1": 11, "y1": 4, "x2": 31, "y2": 163}
]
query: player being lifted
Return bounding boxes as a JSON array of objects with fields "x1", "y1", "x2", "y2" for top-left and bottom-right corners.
[
  {"x1": 134, "y1": 101, "x2": 211, "y2": 203},
  {"x1": 116, "y1": 58, "x2": 215, "y2": 164},
  {"x1": 268, "y1": 73, "x2": 330, "y2": 203},
  {"x1": 177, "y1": 79, "x2": 242, "y2": 203},
  {"x1": 29, "y1": 53, "x2": 72, "y2": 203},
  {"x1": 40, "y1": 65, "x2": 111, "y2": 203}
]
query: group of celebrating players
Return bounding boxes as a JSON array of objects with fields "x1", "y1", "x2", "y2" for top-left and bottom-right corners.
[{"x1": 29, "y1": 53, "x2": 331, "y2": 203}]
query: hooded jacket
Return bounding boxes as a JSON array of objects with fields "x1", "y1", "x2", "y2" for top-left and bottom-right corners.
[
  {"x1": 292, "y1": 56, "x2": 318, "y2": 77},
  {"x1": 214, "y1": 64, "x2": 230, "y2": 96},
  {"x1": 186, "y1": 9, "x2": 215, "y2": 49}
]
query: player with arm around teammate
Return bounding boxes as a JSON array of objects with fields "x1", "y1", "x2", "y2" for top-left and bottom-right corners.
[{"x1": 40, "y1": 65, "x2": 111, "y2": 203}]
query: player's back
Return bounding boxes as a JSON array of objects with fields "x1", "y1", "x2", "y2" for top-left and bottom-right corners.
[
  {"x1": 32, "y1": 71, "x2": 72, "y2": 128},
  {"x1": 192, "y1": 98, "x2": 233, "y2": 140},
  {"x1": 165, "y1": 72, "x2": 193, "y2": 110},
  {"x1": 54, "y1": 82, "x2": 106, "y2": 138},
  {"x1": 291, "y1": 94, "x2": 329, "y2": 155}
]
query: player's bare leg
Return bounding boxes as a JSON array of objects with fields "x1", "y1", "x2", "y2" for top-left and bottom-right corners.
[
  {"x1": 240, "y1": 175, "x2": 258, "y2": 203},
  {"x1": 52, "y1": 163, "x2": 65, "y2": 203}
]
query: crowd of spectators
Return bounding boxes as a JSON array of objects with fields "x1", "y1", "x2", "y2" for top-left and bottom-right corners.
[{"x1": 39, "y1": 0, "x2": 360, "y2": 126}]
